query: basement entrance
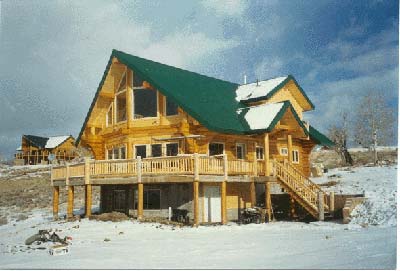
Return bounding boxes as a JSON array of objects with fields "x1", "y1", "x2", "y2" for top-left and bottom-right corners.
[{"x1": 204, "y1": 186, "x2": 221, "y2": 223}]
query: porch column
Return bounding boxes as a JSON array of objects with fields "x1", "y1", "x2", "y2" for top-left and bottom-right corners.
[
  {"x1": 250, "y1": 181, "x2": 256, "y2": 207},
  {"x1": 137, "y1": 156, "x2": 143, "y2": 220},
  {"x1": 193, "y1": 153, "x2": 200, "y2": 226},
  {"x1": 265, "y1": 181, "x2": 271, "y2": 222},
  {"x1": 126, "y1": 69, "x2": 133, "y2": 128},
  {"x1": 67, "y1": 186, "x2": 74, "y2": 219},
  {"x1": 221, "y1": 154, "x2": 228, "y2": 224},
  {"x1": 287, "y1": 134, "x2": 293, "y2": 164},
  {"x1": 263, "y1": 133, "x2": 270, "y2": 176},
  {"x1": 85, "y1": 184, "x2": 92, "y2": 217},
  {"x1": 53, "y1": 186, "x2": 59, "y2": 220}
]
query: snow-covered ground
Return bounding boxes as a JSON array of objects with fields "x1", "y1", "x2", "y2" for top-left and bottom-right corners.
[{"x1": 0, "y1": 164, "x2": 397, "y2": 269}]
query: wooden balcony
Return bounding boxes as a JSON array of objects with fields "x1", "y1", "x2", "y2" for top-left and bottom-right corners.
[{"x1": 51, "y1": 154, "x2": 270, "y2": 185}]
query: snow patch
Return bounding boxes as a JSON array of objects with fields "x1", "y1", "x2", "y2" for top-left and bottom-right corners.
[
  {"x1": 45, "y1": 136, "x2": 70, "y2": 149},
  {"x1": 239, "y1": 102, "x2": 285, "y2": 130},
  {"x1": 235, "y1": 76, "x2": 288, "y2": 102}
]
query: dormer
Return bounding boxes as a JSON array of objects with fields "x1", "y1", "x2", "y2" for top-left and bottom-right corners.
[{"x1": 235, "y1": 75, "x2": 314, "y2": 119}]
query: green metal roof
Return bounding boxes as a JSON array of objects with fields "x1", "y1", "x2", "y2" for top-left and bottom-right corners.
[
  {"x1": 76, "y1": 49, "x2": 329, "y2": 145},
  {"x1": 309, "y1": 126, "x2": 335, "y2": 147}
]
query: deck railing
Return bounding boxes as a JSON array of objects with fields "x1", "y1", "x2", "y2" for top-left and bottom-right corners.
[{"x1": 51, "y1": 154, "x2": 270, "y2": 181}]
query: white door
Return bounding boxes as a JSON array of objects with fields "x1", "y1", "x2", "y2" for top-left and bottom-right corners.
[{"x1": 203, "y1": 186, "x2": 221, "y2": 222}]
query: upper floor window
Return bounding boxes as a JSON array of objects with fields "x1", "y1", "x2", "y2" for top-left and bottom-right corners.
[
  {"x1": 151, "y1": 144, "x2": 162, "y2": 157},
  {"x1": 133, "y1": 88, "x2": 157, "y2": 118},
  {"x1": 135, "y1": 145, "x2": 147, "y2": 158},
  {"x1": 209, "y1": 142, "x2": 224, "y2": 156},
  {"x1": 166, "y1": 143, "x2": 179, "y2": 156},
  {"x1": 106, "y1": 104, "x2": 113, "y2": 127},
  {"x1": 116, "y1": 92, "x2": 127, "y2": 122},
  {"x1": 165, "y1": 97, "x2": 178, "y2": 116},
  {"x1": 236, "y1": 143, "x2": 246, "y2": 159},
  {"x1": 256, "y1": 146, "x2": 264, "y2": 160},
  {"x1": 292, "y1": 150, "x2": 300, "y2": 164},
  {"x1": 116, "y1": 73, "x2": 126, "y2": 93},
  {"x1": 280, "y1": 147, "x2": 288, "y2": 156}
]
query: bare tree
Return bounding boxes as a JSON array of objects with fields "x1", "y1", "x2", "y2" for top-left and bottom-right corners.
[
  {"x1": 328, "y1": 112, "x2": 353, "y2": 166},
  {"x1": 353, "y1": 90, "x2": 395, "y2": 165}
]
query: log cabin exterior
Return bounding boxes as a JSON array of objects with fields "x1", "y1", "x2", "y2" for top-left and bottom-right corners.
[
  {"x1": 15, "y1": 135, "x2": 77, "y2": 165},
  {"x1": 51, "y1": 50, "x2": 334, "y2": 224}
]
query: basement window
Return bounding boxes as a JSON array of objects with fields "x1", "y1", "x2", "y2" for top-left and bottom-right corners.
[
  {"x1": 256, "y1": 146, "x2": 264, "y2": 160},
  {"x1": 209, "y1": 143, "x2": 224, "y2": 156},
  {"x1": 165, "y1": 97, "x2": 178, "y2": 116},
  {"x1": 151, "y1": 144, "x2": 162, "y2": 157},
  {"x1": 144, "y1": 189, "x2": 161, "y2": 209},
  {"x1": 166, "y1": 143, "x2": 178, "y2": 156},
  {"x1": 133, "y1": 88, "x2": 157, "y2": 118},
  {"x1": 116, "y1": 92, "x2": 127, "y2": 122}
]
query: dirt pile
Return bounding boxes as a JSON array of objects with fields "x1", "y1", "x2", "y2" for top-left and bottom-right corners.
[{"x1": 90, "y1": 212, "x2": 130, "y2": 222}]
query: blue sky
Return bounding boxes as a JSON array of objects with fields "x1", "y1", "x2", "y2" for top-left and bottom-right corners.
[{"x1": 0, "y1": 0, "x2": 398, "y2": 159}]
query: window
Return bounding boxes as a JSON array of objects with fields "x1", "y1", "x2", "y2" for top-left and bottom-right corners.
[
  {"x1": 151, "y1": 144, "x2": 162, "y2": 157},
  {"x1": 119, "y1": 146, "x2": 126, "y2": 159},
  {"x1": 134, "y1": 189, "x2": 161, "y2": 210},
  {"x1": 135, "y1": 145, "x2": 147, "y2": 158},
  {"x1": 133, "y1": 89, "x2": 157, "y2": 118},
  {"x1": 106, "y1": 104, "x2": 113, "y2": 127},
  {"x1": 116, "y1": 92, "x2": 127, "y2": 122},
  {"x1": 209, "y1": 143, "x2": 224, "y2": 156},
  {"x1": 133, "y1": 73, "x2": 144, "y2": 87},
  {"x1": 292, "y1": 150, "x2": 300, "y2": 163},
  {"x1": 107, "y1": 149, "x2": 113, "y2": 160},
  {"x1": 256, "y1": 146, "x2": 264, "y2": 160},
  {"x1": 117, "y1": 73, "x2": 127, "y2": 93},
  {"x1": 280, "y1": 147, "x2": 288, "y2": 156},
  {"x1": 165, "y1": 97, "x2": 178, "y2": 116},
  {"x1": 236, "y1": 143, "x2": 246, "y2": 159},
  {"x1": 166, "y1": 143, "x2": 178, "y2": 156}
]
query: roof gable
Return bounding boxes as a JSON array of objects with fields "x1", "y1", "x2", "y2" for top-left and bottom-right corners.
[
  {"x1": 23, "y1": 135, "x2": 48, "y2": 149},
  {"x1": 23, "y1": 135, "x2": 73, "y2": 149}
]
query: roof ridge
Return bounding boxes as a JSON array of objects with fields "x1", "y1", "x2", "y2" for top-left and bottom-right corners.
[
  {"x1": 240, "y1": 75, "x2": 289, "y2": 86},
  {"x1": 113, "y1": 49, "x2": 239, "y2": 86}
]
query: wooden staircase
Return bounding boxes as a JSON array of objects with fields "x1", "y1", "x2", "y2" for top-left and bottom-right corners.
[{"x1": 272, "y1": 160, "x2": 329, "y2": 220}]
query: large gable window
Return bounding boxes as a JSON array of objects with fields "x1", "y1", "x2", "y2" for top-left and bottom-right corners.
[
  {"x1": 106, "y1": 104, "x2": 113, "y2": 127},
  {"x1": 115, "y1": 72, "x2": 127, "y2": 123},
  {"x1": 165, "y1": 97, "x2": 178, "y2": 116},
  {"x1": 133, "y1": 89, "x2": 157, "y2": 118}
]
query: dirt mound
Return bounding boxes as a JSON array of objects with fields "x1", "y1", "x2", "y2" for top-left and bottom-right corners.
[{"x1": 89, "y1": 212, "x2": 129, "y2": 222}]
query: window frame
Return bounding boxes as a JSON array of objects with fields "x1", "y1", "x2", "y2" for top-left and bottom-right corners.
[
  {"x1": 235, "y1": 143, "x2": 246, "y2": 160},
  {"x1": 115, "y1": 90, "x2": 127, "y2": 123},
  {"x1": 280, "y1": 147, "x2": 288, "y2": 156},
  {"x1": 144, "y1": 189, "x2": 161, "y2": 210},
  {"x1": 208, "y1": 142, "x2": 225, "y2": 156},
  {"x1": 132, "y1": 87, "x2": 159, "y2": 120},
  {"x1": 292, "y1": 149, "x2": 300, "y2": 164},
  {"x1": 134, "y1": 144, "x2": 148, "y2": 159},
  {"x1": 165, "y1": 142, "x2": 179, "y2": 157},
  {"x1": 106, "y1": 103, "x2": 113, "y2": 127},
  {"x1": 164, "y1": 96, "x2": 179, "y2": 117},
  {"x1": 256, "y1": 146, "x2": 264, "y2": 160},
  {"x1": 151, "y1": 144, "x2": 162, "y2": 157}
]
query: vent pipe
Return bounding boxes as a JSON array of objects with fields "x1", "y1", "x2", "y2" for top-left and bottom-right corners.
[{"x1": 244, "y1": 74, "x2": 247, "y2": 84}]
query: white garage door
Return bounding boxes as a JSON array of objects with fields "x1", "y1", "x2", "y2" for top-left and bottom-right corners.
[{"x1": 203, "y1": 186, "x2": 221, "y2": 223}]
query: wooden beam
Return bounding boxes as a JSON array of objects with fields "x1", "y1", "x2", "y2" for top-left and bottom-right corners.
[
  {"x1": 221, "y1": 180, "x2": 227, "y2": 224},
  {"x1": 84, "y1": 157, "x2": 90, "y2": 185},
  {"x1": 126, "y1": 69, "x2": 133, "y2": 128},
  {"x1": 329, "y1": 191, "x2": 335, "y2": 215},
  {"x1": 67, "y1": 186, "x2": 74, "y2": 219},
  {"x1": 250, "y1": 181, "x2": 256, "y2": 207},
  {"x1": 193, "y1": 153, "x2": 200, "y2": 226},
  {"x1": 85, "y1": 184, "x2": 92, "y2": 217},
  {"x1": 287, "y1": 134, "x2": 293, "y2": 164},
  {"x1": 53, "y1": 186, "x2": 59, "y2": 220},
  {"x1": 137, "y1": 183, "x2": 144, "y2": 220},
  {"x1": 99, "y1": 91, "x2": 114, "y2": 99},
  {"x1": 264, "y1": 133, "x2": 270, "y2": 176},
  {"x1": 318, "y1": 192, "x2": 324, "y2": 221}
]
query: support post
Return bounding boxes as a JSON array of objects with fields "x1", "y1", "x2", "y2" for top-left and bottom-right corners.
[
  {"x1": 265, "y1": 181, "x2": 271, "y2": 222},
  {"x1": 53, "y1": 186, "x2": 59, "y2": 220},
  {"x1": 85, "y1": 184, "x2": 92, "y2": 217},
  {"x1": 84, "y1": 157, "x2": 90, "y2": 185},
  {"x1": 329, "y1": 191, "x2": 335, "y2": 215},
  {"x1": 264, "y1": 133, "x2": 270, "y2": 176},
  {"x1": 137, "y1": 156, "x2": 143, "y2": 220},
  {"x1": 287, "y1": 134, "x2": 293, "y2": 164},
  {"x1": 126, "y1": 69, "x2": 133, "y2": 128},
  {"x1": 67, "y1": 185, "x2": 74, "y2": 219},
  {"x1": 253, "y1": 142, "x2": 258, "y2": 176},
  {"x1": 250, "y1": 181, "x2": 256, "y2": 207},
  {"x1": 289, "y1": 196, "x2": 296, "y2": 219},
  {"x1": 318, "y1": 192, "x2": 324, "y2": 221},
  {"x1": 221, "y1": 154, "x2": 228, "y2": 224},
  {"x1": 193, "y1": 153, "x2": 199, "y2": 226}
]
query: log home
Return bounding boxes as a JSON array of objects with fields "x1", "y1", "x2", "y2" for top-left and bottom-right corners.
[
  {"x1": 15, "y1": 135, "x2": 77, "y2": 165},
  {"x1": 51, "y1": 49, "x2": 334, "y2": 224}
]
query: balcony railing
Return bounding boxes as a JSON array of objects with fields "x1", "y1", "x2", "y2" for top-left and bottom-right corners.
[{"x1": 51, "y1": 154, "x2": 267, "y2": 182}]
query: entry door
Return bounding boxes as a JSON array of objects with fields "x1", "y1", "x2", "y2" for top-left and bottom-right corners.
[
  {"x1": 204, "y1": 186, "x2": 221, "y2": 223},
  {"x1": 113, "y1": 190, "x2": 127, "y2": 213}
]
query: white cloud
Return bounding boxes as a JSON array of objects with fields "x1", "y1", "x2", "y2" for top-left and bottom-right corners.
[
  {"x1": 254, "y1": 57, "x2": 284, "y2": 81},
  {"x1": 200, "y1": 0, "x2": 248, "y2": 17}
]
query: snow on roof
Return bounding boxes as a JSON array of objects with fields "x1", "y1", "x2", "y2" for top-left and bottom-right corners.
[
  {"x1": 235, "y1": 76, "x2": 288, "y2": 102},
  {"x1": 45, "y1": 136, "x2": 70, "y2": 149},
  {"x1": 240, "y1": 102, "x2": 285, "y2": 130},
  {"x1": 16, "y1": 146, "x2": 22, "y2": 151}
]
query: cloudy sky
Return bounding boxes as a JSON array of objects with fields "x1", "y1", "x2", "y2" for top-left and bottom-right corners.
[{"x1": 0, "y1": 0, "x2": 398, "y2": 158}]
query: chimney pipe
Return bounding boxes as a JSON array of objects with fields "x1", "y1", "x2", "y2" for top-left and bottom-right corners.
[
  {"x1": 256, "y1": 79, "x2": 259, "y2": 86},
  {"x1": 244, "y1": 74, "x2": 247, "y2": 84}
]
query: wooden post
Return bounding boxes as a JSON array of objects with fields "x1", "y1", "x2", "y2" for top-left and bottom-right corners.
[
  {"x1": 126, "y1": 69, "x2": 133, "y2": 128},
  {"x1": 250, "y1": 181, "x2": 256, "y2": 207},
  {"x1": 289, "y1": 196, "x2": 296, "y2": 219},
  {"x1": 318, "y1": 192, "x2": 324, "y2": 221},
  {"x1": 193, "y1": 153, "x2": 200, "y2": 226},
  {"x1": 264, "y1": 133, "x2": 270, "y2": 176},
  {"x1": 53, "y1": 186, "x2": 59, "y2": 220},
  {"x1": 265, "y1": 181, "x2": 271, "y2": 222},
  {"x1": 137, "y1": 156, "x2": 143, "y2": 220},
  {"x1": 253, "y1": 142, "x2": 258, "y2": 176},
  {"x1": 85, "y1": 184, "x2": 92, "y2": 217},
  {"x1": 287, "y1": 134, "x2": 293, "y2": 164},
  {"x1": 67, "y1": 186, "x2": 74, "y2": 219},
  {"x1": 329, "y1": 191, "x2": 335, "y2": 215},
  {"x1": 221, "y1": 154, "x2": 228, "y2": 224},
  {"x1": 84, "y1": 157, "x2": 90, "y2": 185}
]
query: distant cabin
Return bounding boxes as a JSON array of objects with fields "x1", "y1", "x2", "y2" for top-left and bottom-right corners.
[
  {"x1": 15, "y1": 135, "x2": 77, "y2": 165},
  {"x1": 51, "y1": 50, "x2": 334, "y2": 224}
]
